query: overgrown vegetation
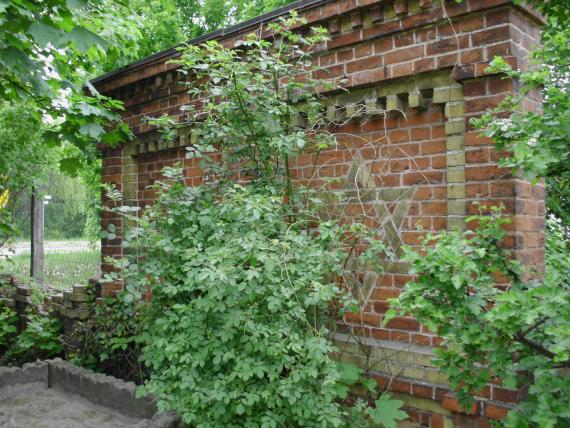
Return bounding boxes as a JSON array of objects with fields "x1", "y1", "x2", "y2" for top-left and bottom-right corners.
[
  {"x1": 69, "y1": 292, "x2": 148, "y2": 384},
  {"x1": 126, "y1": 181, "x2": 355, "y2": 425},
  {"x1": 0, "y1": 308, "x2": 63, "y2": 365},
  {"x1": 0, "y1": 0, "x2": 568, "y2": 426},
  {"x1": 388, "y1": 1, "x2": 570, "y2": 426},
  {"x1": 100, "y1": 15, "x2": 407, "y2": 427},
  {"x1": 387, "y1": 208, "x2": 570, "y2": 427}
]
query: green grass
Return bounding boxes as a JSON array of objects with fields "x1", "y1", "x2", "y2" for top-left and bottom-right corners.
[{"x1": 0, "y1": 250, "x2": 100, "y2": 290}]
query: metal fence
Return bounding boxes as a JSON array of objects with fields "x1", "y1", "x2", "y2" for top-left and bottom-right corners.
[{"x1": 0, "y1": 196, "x2": 101, "y2": 291}]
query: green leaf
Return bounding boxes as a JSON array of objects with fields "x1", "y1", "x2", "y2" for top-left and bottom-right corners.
[
  {"x1": 59, "y1": 157, "x2": 81, "y2": 175},
  {"x1": 27, "y1": 20, "x2": 65, "y2": 48},
  {"x1": 101, "y1": 128, "x2": 126, "y2": 145},
  {"x1": 79, "y1": 122, "x2": 104, "y2": 138},
  {"x1": 369, "y1": 394, "x2": 407, "y2": 428},
  {"x1": 0, "y1": 46, "x2": 37, "y2": 72},
  {"x1": 336, "y1": 362, "x2": 362, "y2": 386},
  {"x1": 63, "y1": 26, "x2": 108, "y2": 53}
]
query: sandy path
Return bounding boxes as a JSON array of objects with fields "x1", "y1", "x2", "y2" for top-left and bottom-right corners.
[{"x1": 0, "y1": 382, "x2": 143, "y2": 428}]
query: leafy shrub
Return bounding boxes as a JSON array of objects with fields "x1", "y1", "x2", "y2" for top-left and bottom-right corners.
[
  {"x1": 104, "y1": 14, "x2": 407, "y2": 427},
  {"x1": 110, "y1": 177, "x2": 406, "y2": 427},
  {"x1": 387, "y1": 207, "x2": 570, "y2": 427},
  {"x1": 0, "y1": 303, "x2": 17, "y2": 353},
  {"x1": 118, "y1": 180, "x2": 346, "y2": 426},
  {"x1": 5, "y1": 312, "x2": 63, "y2": 364},
  {"x1": 69, "y1": 293, "x2": 149, "y2": 384},
  {"x1": 545, "y1": 215, "x2": 570, "y2": 288}
]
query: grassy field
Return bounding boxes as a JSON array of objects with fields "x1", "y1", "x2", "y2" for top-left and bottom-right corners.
[{"x1": 0, "y1": 249, "x2": 100, "y2": 290}]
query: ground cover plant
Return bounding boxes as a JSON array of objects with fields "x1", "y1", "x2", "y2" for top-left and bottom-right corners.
[
  {"x1": 102, "y1": 15, "x2": 407, "y2": 428},
  {"x1": 68, "y1": 291, "x2": 149, "y2": 385},
  {"x1": 0, "y1": 307, "x2": 63, "y2": 365}
]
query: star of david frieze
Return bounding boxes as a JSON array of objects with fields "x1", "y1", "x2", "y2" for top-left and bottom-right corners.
[{"x1": 341, "y1": 154, "x2": 417, "y2": 306}]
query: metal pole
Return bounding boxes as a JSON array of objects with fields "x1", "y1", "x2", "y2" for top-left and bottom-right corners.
[{"x1": 30, "y1": 188, "x2": 44, "y2": 285}]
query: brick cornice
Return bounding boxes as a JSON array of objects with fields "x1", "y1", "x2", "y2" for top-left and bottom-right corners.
[{"x1": 92, "y1": 0, "x2": 539, "y2": 95}]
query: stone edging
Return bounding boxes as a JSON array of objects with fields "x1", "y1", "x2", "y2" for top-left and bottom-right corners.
[{"x1": 0, "y1": 359, "x2": 180, "y2": 428}]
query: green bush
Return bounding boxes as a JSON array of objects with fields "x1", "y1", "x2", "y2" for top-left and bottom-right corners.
[
  {"x1": 118, "y1": 181, "x2": 349, "y2": 426},
  {"x1": 69, "y1": 293, "x2": 149, "y2": 384},
  {"x1": 109, "y1": 178, "x2": 406, "y2": 427},
  {"x1": 387, "y1": 207, "x2": 570, "y2": 427},
  {"x1": 0, "y1": 303, "x2": 17, "y2": 352},
  {"x1": 5, "y1": 312, "x2": 63, "y2": 364},
  {"x1": 104, "y1": 14, "x2": 407, "y2": 427}
]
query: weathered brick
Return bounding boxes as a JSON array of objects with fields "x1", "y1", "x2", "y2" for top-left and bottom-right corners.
[
  {"x1": 445, "y1": 118, "x2": 466, "y2": 135},
  {"x1": 384, "y1": 45, "x2": 424, "y2": 64},
  {"x1": 442, "y1": 394, "x2": 478, "y2": 415},
  {"x1": 484, "y1": 403, "x2": 509, "y2": 420},
  {"x1": 346, "y1": 55, "x2": 382, "y2": 73},
  {"x1": 92, "y1": 3, "x2": 546, "y2": 423},
  {"x1": 472, "y1": 26, "x2": 511, "y2": 46},
  {"x1": 433, "y1": 86, "x2": 464, "y2": 104}
]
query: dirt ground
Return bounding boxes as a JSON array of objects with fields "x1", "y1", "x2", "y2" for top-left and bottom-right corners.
[{"x1": 0, "y1": 382, "x2": 145, "y2": 428}]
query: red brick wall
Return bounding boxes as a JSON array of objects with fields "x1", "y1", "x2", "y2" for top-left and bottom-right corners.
[{"x1": 94, "y1": 1, "x2": 544, "y2": 426}]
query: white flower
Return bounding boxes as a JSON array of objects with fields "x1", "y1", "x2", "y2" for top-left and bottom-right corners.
[{"x1": 52, "y1": 87, "x2": 72, "y2": 109}]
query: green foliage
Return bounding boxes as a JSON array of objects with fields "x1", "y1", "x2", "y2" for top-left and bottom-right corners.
[
  {"x1": 174, "y1": 15, "x2": 332, "y2": 199},
  {"x1": 104, "y1": 16, "x2": 405, "y2": 427},
  {"x1": 70, "y1": 292, "x2": 148, "y2": 384},
  {"x1": 43, "y1": 171, "x2": 94, "y2": 240},
  {"x1": 472, "y1": 50, "x2": 569, "y2": 183},
  {"x1": 131, "y1": 0, "x2": 296, "y2": 58},
  {"x1": 368, "y1": 395, "x2": 407, "y2": 428},
  {"x1": 4, "y1": 312, "x2": 63, "y2": 364},
  {"x1": 0, "y1": 101, "x2": 53, "y2": 245},
  {"x1": 0, "y1": 0, "x2": 135, "y2": 160},
  {"x1": 545, "y1": 215, "x2": 570, "y2": 289},
  {"x1": 0, "y1": 1, "x2": 137, "y2": 246},
  {"x1": 334, "y1": 363, "x2": 407, "y2": 428},
  {"x1": 471, "y1": 1, "x2": 570, "y2": 225},
  {"x1": 387, "y1": 208, "x2": 570, "y2": 427},
  {"x1": 334, "y1": 362, "x2": 378, "y2": 400},
  {"x1": 118, "y1": 182, "x2": 349, "y2": 426},
  {"x1": 0, "y1": 302, "x2": 17, "y2": 352}
]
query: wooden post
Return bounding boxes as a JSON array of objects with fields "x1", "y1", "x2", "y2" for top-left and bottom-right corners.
[{"x1": 30, "y1": 188, "x2": 44, "y2": 285}]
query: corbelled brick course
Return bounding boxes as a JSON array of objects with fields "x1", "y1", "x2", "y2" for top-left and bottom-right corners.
[{"x1": 93, "y1": 1, "x2": 545, "y2": 426}]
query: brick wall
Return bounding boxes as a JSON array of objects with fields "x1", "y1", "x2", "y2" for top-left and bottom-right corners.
[{"x1": 94, "y1": 1, "x2": 545, "y2": 426}]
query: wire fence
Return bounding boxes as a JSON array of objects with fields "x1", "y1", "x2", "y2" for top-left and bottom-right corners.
[{"x1": 0, "y1": 197, "x2": 101, "y2": 291}]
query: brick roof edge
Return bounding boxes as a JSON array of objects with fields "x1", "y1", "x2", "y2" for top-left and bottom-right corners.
[{"x1": 91, "y1": 0, "x2": 326, "y2": 87}]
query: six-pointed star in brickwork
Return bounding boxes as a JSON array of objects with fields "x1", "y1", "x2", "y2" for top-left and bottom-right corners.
[{"x1": 342, "y1": 154, "x2": 417, "y2": 306}]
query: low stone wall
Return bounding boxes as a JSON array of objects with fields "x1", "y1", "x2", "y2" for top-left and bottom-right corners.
[
  {"x1": 0, "y1": 274, "x2": 38, "y2": 333},
  {"x1": 0, "y1": 359, "x2": 179, "y2": 427},
  {"x1": 0, "y1": 273, "x2": 97, "y2": 340}
]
